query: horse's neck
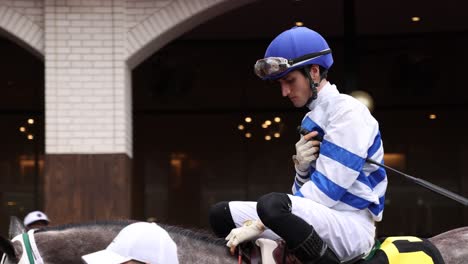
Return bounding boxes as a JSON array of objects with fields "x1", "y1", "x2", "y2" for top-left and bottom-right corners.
[
  {"x1": 35, "y1": 225, "x2": 122, "y2": 264},
  {"x1": 166, "y1": 227, "x2": 237, "y2": 264}
]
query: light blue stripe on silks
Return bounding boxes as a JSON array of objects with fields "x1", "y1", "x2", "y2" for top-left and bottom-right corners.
[
  {"x1": 369, "y1": 195, "x2": 386, "y2": 216},
  {"x1": 301, "y1": 117, "x2": 325, "y2": 139},
  {"x1": 311, "y1": 170, "x2": 347, "y2": 201},
  {"x1": 320, "y1": 140, "x2": 365, "y2": 172},
  {"x1": 367, "y1": 132, "x2": 382, "y2": 158}
]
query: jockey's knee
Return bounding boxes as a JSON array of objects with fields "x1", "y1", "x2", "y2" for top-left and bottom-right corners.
[
  {"x1": 293, "y1": 230, "x2": 340, "y2": 264},
  {"x1": 209, "y1": 201, "x2": 236, "y2": 238},
  {"x1": 257, "y1": 192, "x2": 291, "y2": 226}
]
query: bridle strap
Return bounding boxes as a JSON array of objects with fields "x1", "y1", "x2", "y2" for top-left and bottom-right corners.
[
  {"x1": 22, "y1": 233, "x2": 35, "y2": 264},
  {"x1": 27, "y1": 230, "x2": 43, "y2": 264}
]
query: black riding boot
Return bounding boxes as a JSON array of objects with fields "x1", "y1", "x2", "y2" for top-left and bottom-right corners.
[
  {"x1": 292, "y1": 230, "x2": 340, "y2": 264},
  {"x1": 256, "y1": 193, "x2": 341, "y2": 264}
]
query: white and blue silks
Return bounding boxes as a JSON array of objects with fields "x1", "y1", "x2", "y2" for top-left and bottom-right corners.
[
  {"x1": 292, "y1": 82, "x2": 387, "y2": 222},
  {"x1": 228, "y1": 82, "x2": 387, "y2": 261}
]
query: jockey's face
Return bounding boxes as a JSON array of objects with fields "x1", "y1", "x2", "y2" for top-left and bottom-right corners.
[{"x1": 278, "y1": 69, "x2": 313, "y2": 108}]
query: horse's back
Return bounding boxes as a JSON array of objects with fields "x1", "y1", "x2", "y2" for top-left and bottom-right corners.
[{"x1": 429, "y1": 226, "x2": 468, "y2": 264}]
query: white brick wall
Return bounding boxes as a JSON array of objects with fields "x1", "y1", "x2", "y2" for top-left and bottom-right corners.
[
  {"x1": 0, "y1": 4, "x2": 44, "y2": 55},
  {"x1": 126, "y1": 0, "x2": 174, "y2": 29},
  {"x1": 44, "y1": 0, "x2": 132, "y2": 156},
  {"x1": 3, "y1": 0, "x2": 43, "y2": 28},
  {"x1": 0, "y1": 0, "x2": 255, "y2": 156}
]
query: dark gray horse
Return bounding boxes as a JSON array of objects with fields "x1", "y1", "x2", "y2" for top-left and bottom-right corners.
[{"x1": 0, "y1": 217, "x2": 467, "y2": 264}]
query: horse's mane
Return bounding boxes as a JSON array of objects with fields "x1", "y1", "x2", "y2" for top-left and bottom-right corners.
[
  {"x1": 33, "y1": 220, "x2": 225, "y2": 247},
  {"x1": 35, "y1": 219, "x2": 135, "y2": 233},
  {"x1": 161, "y1": 224, "x2": 226, "y2": 247}
]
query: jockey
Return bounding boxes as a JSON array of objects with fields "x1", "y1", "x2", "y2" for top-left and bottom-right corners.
[
  {"x1": 82, "y1": 222, "x2": 179, "y2": 264},
  {"x1": 209, "y1": 26, "x2": 387, "y2": 263},
  {"x1": 24, "y1": 211, "x2": 50, "y2": 230}
]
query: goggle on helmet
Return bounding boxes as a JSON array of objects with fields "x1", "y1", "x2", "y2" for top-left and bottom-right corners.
[
  {"x1": 254, "y1": 26, "x2": 334, "y2": 81},
  {"x1": 254, "y1": 49, "x2": 332, "y2": 80}
]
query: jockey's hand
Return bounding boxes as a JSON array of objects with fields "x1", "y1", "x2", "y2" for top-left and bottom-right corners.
[
  {"x1": 294, "y1": 131, "x2": 321, "y2": 175},
  {"x1": 226, "y1": 220, "x2": 265, "y2": 255}
]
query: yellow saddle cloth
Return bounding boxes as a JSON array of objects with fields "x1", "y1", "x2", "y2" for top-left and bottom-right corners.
[{"x1": 366, "y1": 236, "x2": 445, "y2": 264}]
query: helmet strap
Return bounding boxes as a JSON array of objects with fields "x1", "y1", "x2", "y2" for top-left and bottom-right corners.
[{"x1": 302, "y1": 67, "x2": 318, "y2": 106}]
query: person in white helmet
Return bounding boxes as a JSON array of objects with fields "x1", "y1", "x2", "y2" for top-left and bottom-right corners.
[
  {"x1": 23, "y1": 210, "x2": 50, "y2": 230},
  {"x1": 209, "y1": 26, "x2": 387, "y2": 263},
  {"x1": 82, "y1": 222, "x2": 178, "y2": 264}
]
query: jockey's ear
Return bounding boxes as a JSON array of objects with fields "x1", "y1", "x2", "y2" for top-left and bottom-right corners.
[
  {"x1": 0, "y1": 235, "x2": 17, "y2": 261},
  {"x1": 9, "y1": 217, "x2": 26, "y2": 239}
]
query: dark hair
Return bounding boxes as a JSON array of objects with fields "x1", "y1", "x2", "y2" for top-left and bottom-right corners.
[{"x1": 300, "y1": 65, "x2": 328, "y2": 80}]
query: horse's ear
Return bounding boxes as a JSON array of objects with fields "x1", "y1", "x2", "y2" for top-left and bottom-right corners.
[
  {"x1": 0, "y1": 235, "x2": 16, "y2": 260},
  {"x1": 9, "y1": 216, "x2": 26, "y2": 239}
]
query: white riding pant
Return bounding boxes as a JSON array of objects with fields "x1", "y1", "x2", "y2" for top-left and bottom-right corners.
[{"x1": 228, "y1": 194, "x2": 376, "y2": 261}]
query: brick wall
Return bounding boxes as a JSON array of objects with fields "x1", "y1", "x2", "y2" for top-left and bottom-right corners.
[
  {"x1": 44, "y1": 0, "x2": 131, "y2": 155},
  {"x1": 0, "y1": 0, "x2": 255, "y2": 157}
]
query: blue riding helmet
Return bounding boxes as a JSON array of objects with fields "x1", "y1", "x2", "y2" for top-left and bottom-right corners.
[{"x1": 260, "y1": 26, "x2": 333, "y2": 80}]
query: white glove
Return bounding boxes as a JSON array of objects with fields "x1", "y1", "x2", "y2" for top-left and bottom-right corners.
[
  {"x1": 226, "y1": 220, "x2": 265, "y2": 252},
  {"x1": 294, "y1": 136, "x2": 320, "y2": 174}
]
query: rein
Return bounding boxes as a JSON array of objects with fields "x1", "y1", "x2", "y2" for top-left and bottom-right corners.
[{"x1": 11, "y1": 230, "x2": 44, "y2": 264}]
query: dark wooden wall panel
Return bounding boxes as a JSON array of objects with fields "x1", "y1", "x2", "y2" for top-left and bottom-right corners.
[{"x1": 44, "y1": 154, "x2": 132, "y2": 224}]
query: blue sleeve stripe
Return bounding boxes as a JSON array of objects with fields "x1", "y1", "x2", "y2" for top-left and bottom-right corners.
[
  {"x1": 294, "y1": 190, "x2": 304, "y2": 197},
  {"x1": 357, "y1": 166, "x2": 387, "y2": 189},
  {"x1": 357, "y1": 171, "x2": 372, "y2": 189},
  {"x1": 311, "y1": 170, "x2": 347, "y2": 201},
  {"x1": 293, "y1": 181, "x2": 301, "y2": 192},
  {"x1": 294, "y1": 178, "x2": 303, "y2": 189},
  {"x1": 301, "y1": 117, "x2": 325, "y2": 138},
  {"x1": 369, "y1": 196, "x2": 385, "y2": 216},
  {"x1": 367, "y1": 132, "x2": 382, "y2": 158},
  {"x1": 368, "y1": 167, "x2": 387, "y2": 188},
  {"x1": 320, "y1": 140, "x2": 365, "y2": 172},
  {"x1": 340, "y1": 192, "x2": 372, "y2": 209}
]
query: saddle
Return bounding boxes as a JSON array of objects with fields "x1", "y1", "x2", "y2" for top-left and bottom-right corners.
[
  {"x1": 236, "y1": 236, "x2": 444, "y2": 264},
  {"x1": 236, "y1": 239, "x2": 361, "y2": 264}
]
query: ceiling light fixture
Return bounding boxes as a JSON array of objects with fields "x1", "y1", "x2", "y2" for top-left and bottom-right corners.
[
  {"x1": 295, "y1": 21, "x2": 304, "y2": 27},
  {"x1": 411, "y1": 16, "x2": 421, "y2": 22}
]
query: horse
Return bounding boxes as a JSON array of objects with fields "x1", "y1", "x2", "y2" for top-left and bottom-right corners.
[
  {"x1": 0, "y1": 216, "x2": 467, "y2": 264},
  {"x1": 0, "y1": 217, "x2": 235, "y2": 264}
]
